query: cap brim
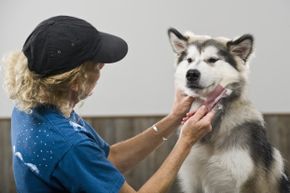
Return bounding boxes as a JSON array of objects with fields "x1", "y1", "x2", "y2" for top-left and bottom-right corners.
[{"x1": 93, "y1": 32, "x2": 128, "y2": 63}]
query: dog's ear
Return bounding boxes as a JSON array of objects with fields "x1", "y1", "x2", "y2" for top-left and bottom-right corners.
[
  {"x1": 168, "y1": 28, "x2": 188, "y2": 54},
  {"x1": 227, "y1": 34, "x2": 254, "y2": 62}
]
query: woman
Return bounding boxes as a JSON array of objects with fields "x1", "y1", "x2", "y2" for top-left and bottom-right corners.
[{"x1": 3, "y1": 15, "x2": 214, "y2": 193}]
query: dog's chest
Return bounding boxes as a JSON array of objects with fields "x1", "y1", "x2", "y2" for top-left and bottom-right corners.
[
  {"x1": 182, "y1": 144, "x2": 212, "y2": 168},
  {"x1": 178, "y1": 144, "x2": 214, "y2": 192}
]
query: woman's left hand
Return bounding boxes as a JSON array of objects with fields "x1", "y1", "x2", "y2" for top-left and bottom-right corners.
[{"x1": 169, "y1": 89, "x2": 195, "y2": 121}]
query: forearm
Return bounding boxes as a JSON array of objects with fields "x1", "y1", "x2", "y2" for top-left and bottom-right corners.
[
  {"x1": 119, "y1": 139, "x2": 192, "y2": 193},
  {"x1": 138, "y1": 106, "x2": 213, "y2": 193},
  {"x1": 139, "y1": 139, "x2": 191, "y2": 193},
  {"x1": 119, "y1": 106, "x2": 214, "y2": 193},
  {"x1": 109, "y1": 113, "x2": 182, "y2": 173}
]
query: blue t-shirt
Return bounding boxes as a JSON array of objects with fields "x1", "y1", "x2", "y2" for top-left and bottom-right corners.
[{"x1": 11, "y1": 105, "x2": 125, "y2": 193}]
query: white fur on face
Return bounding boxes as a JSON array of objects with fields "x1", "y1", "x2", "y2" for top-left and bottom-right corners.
[
  {"x1": 175, "y1": 44, "x2": 241, "y2": 98},
  {"x1": 174, "y1": 46, "x2": 199, "y2": 96}
]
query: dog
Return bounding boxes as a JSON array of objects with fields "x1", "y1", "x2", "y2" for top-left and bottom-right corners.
[{"x1": 167, "y1": 28, "x2": 290, "y2": 193}]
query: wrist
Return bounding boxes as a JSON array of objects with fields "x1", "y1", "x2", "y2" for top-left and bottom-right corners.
[
  {"x1": 167, "y1": 112, "x2": 184, "y2": 124},
  {"x1": 176, "y1": 137, "x2": 193, "y2": 152}
]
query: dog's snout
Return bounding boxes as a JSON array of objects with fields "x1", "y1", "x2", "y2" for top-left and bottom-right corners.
[{"x1": 186, "y1": 69, "x2": 200, "y2": 82}]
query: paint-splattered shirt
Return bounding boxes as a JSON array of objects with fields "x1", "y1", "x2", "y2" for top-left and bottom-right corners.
[{"x1": 11, "y1": 105, "x2": 125, "y2": 193}]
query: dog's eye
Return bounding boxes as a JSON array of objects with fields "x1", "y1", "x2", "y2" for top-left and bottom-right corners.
[
  {"x1": 207, "y1": 57, "x2": 219, "y2": 63},
  {"x1": 187, "y1": 58, "x2": 193, "y2": 63}
]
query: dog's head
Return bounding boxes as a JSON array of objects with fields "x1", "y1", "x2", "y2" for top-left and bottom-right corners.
[{"x1": 168, "y1": 28, "x2": 254, "y2": 98}]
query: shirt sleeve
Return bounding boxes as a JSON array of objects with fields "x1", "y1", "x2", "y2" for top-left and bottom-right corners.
[{"x1": 51, "y1": 139, "x2": 125, "y2": 193}]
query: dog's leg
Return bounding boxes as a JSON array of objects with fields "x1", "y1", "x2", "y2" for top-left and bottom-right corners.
[
  {"x1": 179, "y1": 165, "x2": 202, "y2": 193},
  {"x1": 202, "y1": 148, "x2": 254, "y2": 193},
  {"x1": 179, "y1": 145, "x2": 210, "y2": 193}
]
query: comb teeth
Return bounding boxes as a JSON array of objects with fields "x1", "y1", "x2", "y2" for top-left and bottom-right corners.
[
  {"x1": 224, "y1": 88, "x2": 233, "y2": 96},
  {"x1": 202, "y1": 85, "x2": 232, "y2": 112}
]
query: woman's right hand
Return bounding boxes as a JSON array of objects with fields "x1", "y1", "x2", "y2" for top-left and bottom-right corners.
[
  {"x1": 119, "y1": 105, "x2": 215, "y2": 193},
  {"x1": 179, "y1": 105, "x2": 215, "y2": 146}
]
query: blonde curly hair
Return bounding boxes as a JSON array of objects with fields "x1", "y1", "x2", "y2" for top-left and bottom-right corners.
[{"x1": 2, "y1": 51, "x2": 100, "y2": 117}]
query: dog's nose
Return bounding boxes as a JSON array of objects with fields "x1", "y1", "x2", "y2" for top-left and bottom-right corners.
[{"x1": 186, "y1": 69, "x2": 200, "y2": 82}]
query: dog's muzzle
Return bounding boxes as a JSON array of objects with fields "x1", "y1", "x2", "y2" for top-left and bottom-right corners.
[{"x1": 186, "y1": 69, "x2": 201, "y2": 89}]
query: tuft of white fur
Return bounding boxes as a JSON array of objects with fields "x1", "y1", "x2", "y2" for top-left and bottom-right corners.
[{"x1": 185, "y1": 31, "x2": 211, "y2": 43}]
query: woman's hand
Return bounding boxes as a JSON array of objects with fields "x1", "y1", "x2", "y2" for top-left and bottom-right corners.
[
  {"x1": 169, "y1": 89, "x2": 195, "y2": 120},
  {"x1": 181, "y1": 111, "x2": 196, "y2": 124},
  {"x1": 179, "y1": 105, "x2": 215, "y2": 146},
  {"x1": 119, "y1": 105, "x2": 215, "y2": 193}
]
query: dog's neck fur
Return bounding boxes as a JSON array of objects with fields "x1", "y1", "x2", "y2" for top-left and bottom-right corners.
[{"x1": 192, "y1": 83, "x2": 264, "y2": 145}]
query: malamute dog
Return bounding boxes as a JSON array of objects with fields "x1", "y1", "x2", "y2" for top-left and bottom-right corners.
[{"x1": 167, "y1": 28, "x2": 290, "y2": 193}]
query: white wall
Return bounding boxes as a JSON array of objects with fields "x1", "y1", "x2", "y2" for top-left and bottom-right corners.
[{"x1": 0, "y1": 0, "x2": 289, "y2": 117}]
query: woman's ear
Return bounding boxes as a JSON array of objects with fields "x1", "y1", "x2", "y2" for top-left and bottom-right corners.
[
  {"x1": 98, "y1": 63, "x2": 104, "y2": 70},
  {"x1": 70, "y1": 82, "x2": 79, "y2": 92}
]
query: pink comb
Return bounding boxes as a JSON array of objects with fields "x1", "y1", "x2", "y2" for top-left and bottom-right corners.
[
  {"x1": 181, "y1": 85, "x2": 232, "y2": 124},
  {"x1": 202, "y1": 85, "x2": 231, "y2": 112}
]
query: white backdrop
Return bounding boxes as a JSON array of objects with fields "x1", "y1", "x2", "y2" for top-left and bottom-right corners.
[{"x1": 0, "y1": 0, "x2": 289, "y2": 117}]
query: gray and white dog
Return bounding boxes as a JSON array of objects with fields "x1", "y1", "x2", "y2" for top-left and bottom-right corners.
[{"x1": 168, "y1": 28, "x2": 290, "y2": 193}]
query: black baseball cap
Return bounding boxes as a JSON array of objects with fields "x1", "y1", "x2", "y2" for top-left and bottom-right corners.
[{"x1": 23, "y1": 15, "x2": 128, "y2": 77}]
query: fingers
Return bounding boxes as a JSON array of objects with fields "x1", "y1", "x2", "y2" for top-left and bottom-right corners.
[
  {"x1": 197, "y1": 110, "x2": 215, "y2": 132},
  {"x1": 179, "y1": 107, "x2": 215, "y2": 145},
  {"x1": 188, "y1": 110, "x2": 215, "y2": 140},
  {"x1": 175, "y1": 89, "x2": 196, "y2": 101},
  {"x1": 171, "y1": 88, "x2": 197, "y2": 119},
  {"x1": 186, "y1": 111, "x2": 196, "y2": 117},
  {"x1": 181, "y1": 111, "x2": 196, "y2": 124},
  {"x1": 175, "y1": 88, "x2": 187, "y2": 97},
  {"x1": 188, "y1": 105, "x2": 208, "y2": 123},
  {"x1": 183, "y1": 107, "x2": 215, "y2": 132},
  {"x1": 203, "y1": 110, "x2": 215, "y2": 123},
  {"x1": 183, "y1": 94, "x2": 196, "y2": 103}
]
